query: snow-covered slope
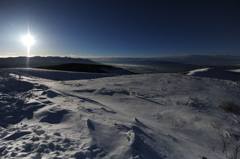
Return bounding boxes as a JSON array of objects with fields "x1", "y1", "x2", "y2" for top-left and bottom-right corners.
[
  {"x1": 187, "y1": 68, "x2": 240, "y2": 81},
  {"x1": 4, "y1": 68, "x2": 119, "y2": 80},
  {"x1": 0, "y1": 69, "x2": 240, "y2": 159},
  {"x1": 230, "y1": 69, "x2": 240, "y2": 73}
]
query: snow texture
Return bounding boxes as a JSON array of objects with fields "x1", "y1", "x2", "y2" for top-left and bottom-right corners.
[{"x1": 0, "y1": 68, "x2": 240, "y2": 159}]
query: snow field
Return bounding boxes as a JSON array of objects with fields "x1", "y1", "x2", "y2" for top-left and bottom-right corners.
[{"x1": 0, "y1": 69, "x2": 240, "y2": 159}]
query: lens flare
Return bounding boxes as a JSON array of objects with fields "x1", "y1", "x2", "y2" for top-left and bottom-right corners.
[
  {"x1": 21, "y1": 33, "x2": 35, "y2": 57},
  {"x1": 21, "y1": 34, "x2": 35, "y2": 47}
]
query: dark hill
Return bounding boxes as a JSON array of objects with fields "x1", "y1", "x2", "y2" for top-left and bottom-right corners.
[
  {"x1": 0, "y1": 56, "x2": 98, "y2": 68},
  {"x1": 36, "y1": 63, "x2": 134, "y2": 74}
]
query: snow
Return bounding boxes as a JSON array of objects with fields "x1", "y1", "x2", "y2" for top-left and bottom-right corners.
[
  {"x1": 4, "y1": 68, "x2": 125, "y2": 81},
  {"x1": 0, "y1": 68, "x2": 240, "y2": 159},
  {"x1": 187, "y1": 68, "x2": 240, "y2": 81},
  {"x1": 230, "y1": 69, "x2": 240, "y2": 73}
]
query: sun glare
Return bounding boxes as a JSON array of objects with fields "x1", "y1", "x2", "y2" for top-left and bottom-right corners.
[{"x1": 21, "y1": 34, "x2": 35, "y2": 47}]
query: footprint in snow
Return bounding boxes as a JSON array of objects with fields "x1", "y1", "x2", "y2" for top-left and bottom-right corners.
[
  {"x1": 3, "y1": 131, "x2": 31, "y2": 140},
  {"x1": 101, "y1": 107, "x2": 117, "y2": 114},
  {"x1": 87, "y1": 119, "x2": 95, "y2": 131},
  {"x1": 39, "y1": 109, "x2": 68, "y2": 124}
]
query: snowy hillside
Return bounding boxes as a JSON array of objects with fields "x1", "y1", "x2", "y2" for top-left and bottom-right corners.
[
  {"x1": 187, "y1": 68, "x2": 240, "y2": 81},
  {"x1": 0, "y1": 68, "x2": 240, "y2": 159},
  {"x1": 230, "y1": 69, "x2": 240, "y2": 73}
]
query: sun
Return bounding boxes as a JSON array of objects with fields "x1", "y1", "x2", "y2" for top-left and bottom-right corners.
[{"x1": 21, "y1": 33, "x2": 35, "y2": 47}]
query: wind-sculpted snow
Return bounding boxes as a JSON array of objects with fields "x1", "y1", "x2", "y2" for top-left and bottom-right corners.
[
  {"x1": 0, "y1": 69, "x2": 240, "y2": 158},
  {"x1": 0, "y1": 73, "x2": 40, "y2": 127},
  {"x1": 0, "y1": 72, "x2": 34, "y2": 93}
]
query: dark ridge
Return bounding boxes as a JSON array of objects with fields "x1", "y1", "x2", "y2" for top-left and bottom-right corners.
[
  {"x1": 36, "y1": 63, "x2": 135, "y2": 74},
  {"x1": 0, "y1": 56, "x2": 99, "y2": 68},
  {"x1": 36, "y1": 63, "x2": 108, "y2": 73},
  {"x1": 134, "y1": 60, "x2": 202, "y2": 73}
]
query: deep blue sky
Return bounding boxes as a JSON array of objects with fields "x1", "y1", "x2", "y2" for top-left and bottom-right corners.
[{"x1": 0, "y1": 0, "x2": 240, "y2": 57}]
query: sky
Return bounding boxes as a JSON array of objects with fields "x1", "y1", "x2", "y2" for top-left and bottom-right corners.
[{"x1": 0, "y1": 0, "x2": 240, "y2": 57}]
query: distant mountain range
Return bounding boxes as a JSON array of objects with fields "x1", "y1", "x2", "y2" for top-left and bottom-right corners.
[
  {"x1": 89, "y1": 55, "x2": 240, "y2": 73},
  {"x1": 0, "y1": 56, "x2": 98, "y2": 68},
  {"x1": 89, "y1": 54, "x2": 240, "y2": 66},
  {"x1": 1, "y1": 55, "x2": 240, "y2": 74}
]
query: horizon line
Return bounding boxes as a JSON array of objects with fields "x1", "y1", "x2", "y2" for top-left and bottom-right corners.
[{"x1": 0, "y1": 53, "x2": 240, "y2": 59}]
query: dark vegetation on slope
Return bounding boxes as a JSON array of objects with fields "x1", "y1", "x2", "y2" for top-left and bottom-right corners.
[
  {"x1": 36, "y1": 63, "x2": 135, "y2": 74},
  {"x1": 0, "y1": 56, "x2": 134, "y2": 74}
]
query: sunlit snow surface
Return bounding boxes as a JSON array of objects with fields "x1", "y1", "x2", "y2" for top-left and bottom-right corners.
[
  {"x1": 0, "y1": 68, "x2": 240, "y2": 159},
  {"x1": 230, "y1": 69, "x2": 240, "y2": 73}
]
